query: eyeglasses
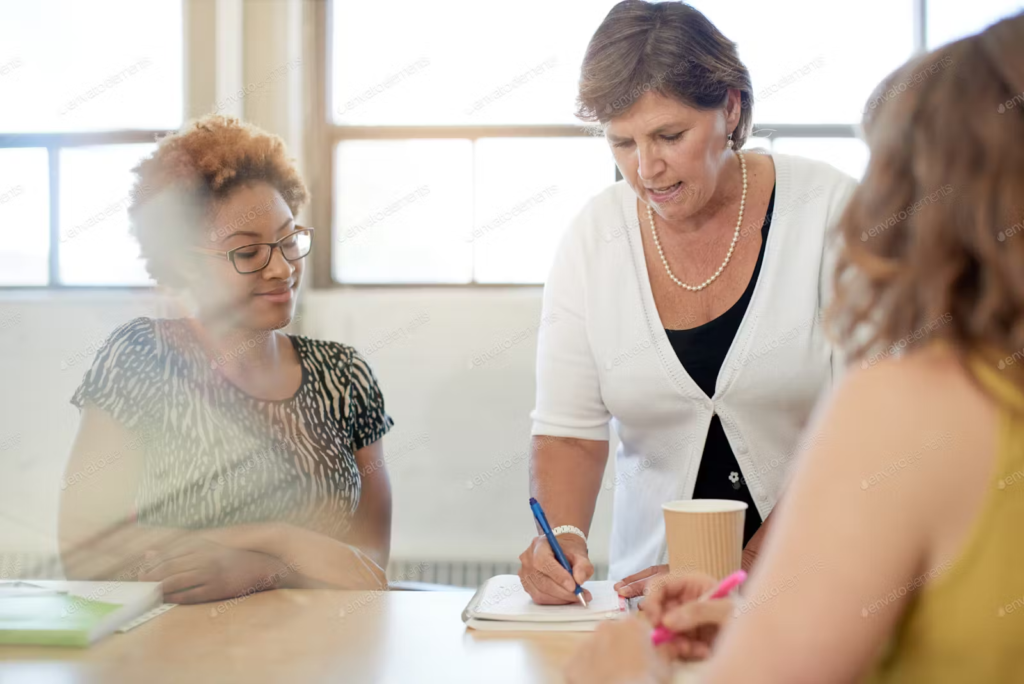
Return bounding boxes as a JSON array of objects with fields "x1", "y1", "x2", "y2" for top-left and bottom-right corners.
[{"x1": 193, "y1": 227, "x2": 314, "y2": 275}]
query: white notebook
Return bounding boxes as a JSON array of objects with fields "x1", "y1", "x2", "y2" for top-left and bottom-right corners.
[{"x1": 462, "y1": 574, "x2": 628, "y2": 631}]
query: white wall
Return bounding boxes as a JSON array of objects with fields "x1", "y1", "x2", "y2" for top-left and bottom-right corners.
[
  {"x1": 0, "y1": 291, "x2": 170, "y2": 554},
  {"x1": 0, "y1": 289, "x2": 616, "y2": 565},
  {"x1": 305, "y1": 288, "x2": 615, "y2": 563}
]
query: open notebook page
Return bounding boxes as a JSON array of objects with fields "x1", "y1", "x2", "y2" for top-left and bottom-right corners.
[{"x1": 468, "y1": 575, "x2": 625, "y2": 623}]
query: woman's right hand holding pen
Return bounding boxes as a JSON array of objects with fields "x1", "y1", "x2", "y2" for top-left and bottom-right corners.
[
  {"x1": 642, "y1": 571, "x2": 737, "y2": 661},
  {"x1": 518, "y1": 533, "x2": 594, "y2": 605}
]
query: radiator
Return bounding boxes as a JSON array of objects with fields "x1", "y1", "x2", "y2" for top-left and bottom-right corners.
[
  {"x1": 386, "y1": 558, "x2": 610, "y2": 589},
  {"x1": 0, "y1": 552, "x2": 63, "y2": 580}
]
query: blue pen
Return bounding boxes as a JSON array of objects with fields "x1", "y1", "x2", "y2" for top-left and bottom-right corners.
[{"x1": 529, "y1": 497, "x2": 587, "y2": 607}]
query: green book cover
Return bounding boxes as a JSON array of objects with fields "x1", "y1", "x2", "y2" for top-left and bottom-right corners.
[{"x1": 0, "y1": 594, "x2": 122, "y2": 647}]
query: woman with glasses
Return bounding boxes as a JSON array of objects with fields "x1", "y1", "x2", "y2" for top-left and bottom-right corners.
[{"x1": 59, "y1": 116, "x2": 393, "y2": 603}]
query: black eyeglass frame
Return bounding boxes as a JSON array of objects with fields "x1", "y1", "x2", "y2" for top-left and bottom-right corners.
[{"x1": 192, "y1": 226, "x2": 315, "y2": 275}]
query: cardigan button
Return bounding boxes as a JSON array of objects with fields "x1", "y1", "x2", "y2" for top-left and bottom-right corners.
[{"x1": 736, "y1": 443, "x2": 748, "y2": 455}]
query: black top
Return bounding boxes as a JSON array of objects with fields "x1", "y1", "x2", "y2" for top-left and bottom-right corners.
[
  {"x1": 665, "y1": 186, "x2": 775, "y2": 547},
  {"x1": 71, "y1": 317, "x2": 393, "y2": 538}
]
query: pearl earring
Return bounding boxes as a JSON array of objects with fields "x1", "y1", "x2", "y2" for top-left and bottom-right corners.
[{"x1": 726, "y1": 133, "x2": 735, "y2": 150}]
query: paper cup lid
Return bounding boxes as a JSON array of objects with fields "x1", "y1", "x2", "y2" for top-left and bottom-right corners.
[{"x1": 662, "y1": 499, "x2": 749, "y2": 513}]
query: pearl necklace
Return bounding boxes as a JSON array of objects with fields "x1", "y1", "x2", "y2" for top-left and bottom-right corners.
[{"x1": 646, "y1": 151, "x2": 747, "y2": 292}]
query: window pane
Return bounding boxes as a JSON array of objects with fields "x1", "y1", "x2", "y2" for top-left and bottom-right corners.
[
  {"x1": 0, "y1": 148, "x2": 49, "y2": 286},
  {"x1": 59, "y1": 144, "x2": 155, "y2": 286},
  {"x1": 772, "y1": 138, "x2": 870, "y2": 180},
  {"x1": 332, "y1": 0, "x2": 620, "y2": 125},
  {"x1": 690, "y1": 0, "x2": 914, "y2": 124},
  {"x1": 334, "y1": 140, "x2": 473, "y2": 283},
  {"x1": 0, "y1": 0, "x2": 182, "y2": 132},
  {"x1": 928, "y1": 0, "x2": 1023, "y2": 48},
  {"x1": 473, "y1": 138, "x2": 616, "y2": 283}
]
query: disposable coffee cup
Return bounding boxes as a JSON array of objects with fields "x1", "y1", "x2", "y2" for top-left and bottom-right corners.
[{"x1": 662, "y1": 499, "x2": 747, "y2": 580}]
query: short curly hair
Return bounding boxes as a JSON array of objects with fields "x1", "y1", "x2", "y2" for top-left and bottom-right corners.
[{"x1": 127, "y1": 115, "x2": 309, "y2": 287}]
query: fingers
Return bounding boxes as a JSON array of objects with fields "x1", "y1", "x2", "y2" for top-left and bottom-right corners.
[
  {"x1": 541, "y1": 553, "x2": 580, "y2": 594},
  {"x1": 521, "y1": 578, "x2": 569, "y2": 605},
  {"x1": 520, "y1": 535, "x2": 596, "y2": 605},
  {"x1": 558, "y1": 537, "x2": 594, "y2": 586},
  {"x1": 617, "y1": 578, "x2": 652, "y2": 598},
  {"x1": 521, "y1": 566, "x2": 578, "y2": 604},
  {"x1": 613, "y1": 564, "x2": 666, "y2": 592},
  {"x1": 569, "y1": 552, "x2": 594, "y2": 586},
  {"x1": 163, "y1": 584, "x2": 212, "y2": 605},
  {"x1": 659, "y1": 633, "x2": 714, "y2": 662},
  {"x1": 662, "y1": 597, "x2": 734, "y2": 633},
  {"x1": 642, "y1": 572, "x2": 718, "y2": 626},
  {"x1": 159, "y1": 569, "x2": 207, "y2": 596},
  {"x1": 522, "y1": 559, "x2": 579, "y2": 604},
  {"x1": 139, "y1": 554, "x2": 201, "y2": 582}
]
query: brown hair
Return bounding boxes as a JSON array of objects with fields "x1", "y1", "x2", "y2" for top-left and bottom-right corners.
[
  {"x1": 128, "y1": 115, "x2": 309, "y2": 288},
  {"x1": 576, "y1": 0, "x2": 753, "y2": 148},
  {"x1": 829, "y1": 13, "x2": 1024, "y2": 373}
]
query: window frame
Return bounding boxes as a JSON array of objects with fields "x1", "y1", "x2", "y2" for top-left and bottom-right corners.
[
  {"x1": 0, "y1": 130, "x2": 173, "y2": 290},
  {"x1": 0, "y1": 0, "x2": 934, "y2": 289},
  {"x1": 0, "y1": 0, "x2": 193, "y2": 291},
  {"x1": 311, "y1": 0, "x2": 931, "y2": 289}
]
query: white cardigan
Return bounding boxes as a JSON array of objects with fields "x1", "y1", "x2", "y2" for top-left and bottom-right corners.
[{"x1": 531, "y1": 152, "x2": 859, "y2": 580}]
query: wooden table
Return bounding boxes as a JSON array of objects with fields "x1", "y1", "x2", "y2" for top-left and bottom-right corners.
[{"x1": 0, "y1": 589, "x2": 701, "y2": 684}]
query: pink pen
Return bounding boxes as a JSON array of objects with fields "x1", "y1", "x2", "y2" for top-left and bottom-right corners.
[{"x1": 650, "y1": 569, "x2": 747, "y2": 646}]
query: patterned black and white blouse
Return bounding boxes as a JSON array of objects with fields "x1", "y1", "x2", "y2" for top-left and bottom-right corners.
[{"x1": 70, "y1": 317, "x2": 393, "y2": 539}]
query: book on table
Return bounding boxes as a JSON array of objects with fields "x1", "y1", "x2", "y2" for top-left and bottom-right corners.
[
  {"x1": 0, "y1": 580, "x2": 163, "y2": 647},
  {"x1": 462, "y1": 574, "x2": 630, "y2": 632}
]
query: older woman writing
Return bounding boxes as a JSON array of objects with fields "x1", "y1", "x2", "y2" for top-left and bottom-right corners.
[
  {"x1": 519, "y1": 0, "x2": 856, "y2": 604},
  {"x1": 566, "y1": 11, "x2": 1024, "y2": 683}
]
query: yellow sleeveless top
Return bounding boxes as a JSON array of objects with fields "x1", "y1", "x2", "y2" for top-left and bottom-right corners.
[{"x1": 865, "y1": 355, "x2": 1024, "y2": 683}]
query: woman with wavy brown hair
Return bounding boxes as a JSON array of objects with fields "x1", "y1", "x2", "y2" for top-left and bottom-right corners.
[{"x1": 567, "y1": 11, "x2": 1024, "y2": 684}]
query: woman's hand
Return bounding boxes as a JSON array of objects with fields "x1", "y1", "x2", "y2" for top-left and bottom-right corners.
[
  {"x1": 138, "y1": 537, "x2": 295, "y2": 604},
  {"x1": 518, "y1": 534, "x2": 594, "y2": 605},
  {"x1": 565, "y1": 617, "x2": 672, "y2": 684},
  {"x1": 614, "y1": 564, "x2": 670, "y2": 598},
  {"x1": 642, "y1": 571, "x2": 735, "y2": 661},
  {"x1": 198, "y1": 521, "x2": 387, "y2": 591}
]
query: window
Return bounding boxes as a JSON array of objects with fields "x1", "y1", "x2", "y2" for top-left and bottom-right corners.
[
  {"x1": 331, "y1": 1, "x2": 620, "y2": 127},
  {"x1": 690, "y1": 0, "x2": 917, "y2": 125},
  {"x1": 0, "y1": 149, "x2": 49, "y2": 286},
  {"x1": 332, "y1": 137, "x2": 616, "y2": 285},
  {"x1": 59, "y1": 144, "x2": 158, "y2": 286},
  {"x1": 326, "y1": 0, "x2": 622, "y2": 285},
  {"x1": 0, "y1": 0, "x2": 183, "y2": 287},
  {"x1": 928, "y1": 0, "x2": 1024, "y2": 48},
  {"x1": 329, "y1": 0, "x2": 1015, "y2": 285}
]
